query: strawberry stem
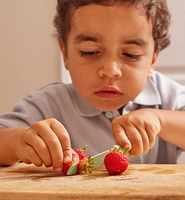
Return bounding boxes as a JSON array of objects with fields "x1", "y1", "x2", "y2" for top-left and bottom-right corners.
[
  {"x1": 79, "y1": 145, "x2": 87, "y2": 151},
  {"x1": 112, "y1": 144, "x2": 130, "y2": 154},
  {"x1": 123, "y1": 147, "x2": 130, "y2": 154}
]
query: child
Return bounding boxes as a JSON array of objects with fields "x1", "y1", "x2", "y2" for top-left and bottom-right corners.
[{"x1": 0, "y1": 0, "x2": 185, "y2": 173}]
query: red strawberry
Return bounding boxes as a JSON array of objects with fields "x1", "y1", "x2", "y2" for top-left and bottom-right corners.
[
  {"x1": 74, "y1": 146, "x2": 88, "y2": 160},
  {"x1": 62, "y1": 153, "x2": 79, "y2": 175},
  {"x1": 104, "y1": 147, "x2": 129, "y2": 175},
  {"x1": 74, "y1": 146, "x2": 91, "y2": 174},
  {"x1": 62, "y1": 146, "x2": 90, "y2": 175}
]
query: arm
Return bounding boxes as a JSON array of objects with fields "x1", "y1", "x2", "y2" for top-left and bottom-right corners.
[
  {"x1": 155, "y1": 109, "x2": 185, "y2": 150},
  {"x1": 112, "y1": 109, "x2": 185, "y2": 156},
  {"x1": 0, "y1": 118, "x2": 73, "y2": 172},
  {"x1": 0, "y1": 127, "x2": 24, "y2": 165}
]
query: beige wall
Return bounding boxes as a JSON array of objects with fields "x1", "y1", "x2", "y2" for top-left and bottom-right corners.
[
  {"x1": 0, "y1": 0, "x2": 60, "y2": 112},
  {"x1": 155, "y1": 0, "x2": 185, "y2": 86}
]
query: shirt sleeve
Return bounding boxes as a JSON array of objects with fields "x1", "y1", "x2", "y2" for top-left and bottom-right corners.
[
  {"x1": 153, "y1": 71, "x2": 185, "y2": 111},
  {"x1": 0, "y1": 83, "x2": 66, "y2": 128},
  {"x1": 0, "y1": 92, "x2": 49, "y2": 128}
]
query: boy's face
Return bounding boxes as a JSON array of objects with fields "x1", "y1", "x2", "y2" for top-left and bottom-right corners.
[{"x1": 60, "y1": 4, "x2": 158, "y2": 111}]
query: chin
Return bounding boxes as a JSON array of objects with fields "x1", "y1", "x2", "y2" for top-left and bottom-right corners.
[
  {"x1": 87, "y1": 97, "x2": 125, "y2": 112},
  {"x1": 93, "y1": 103, "x2": 121, "y2": 112}
]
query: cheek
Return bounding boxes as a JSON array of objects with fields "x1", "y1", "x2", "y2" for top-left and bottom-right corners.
[
  {"x1": 68, "y1": 58, "x2": 96, "y2": 83},
  {"x1": 123, "y1": 68, "x2": 149, "y2": 92},
  {"x1": 69, "y1": 67, "x2": 91, "y2": 89}
]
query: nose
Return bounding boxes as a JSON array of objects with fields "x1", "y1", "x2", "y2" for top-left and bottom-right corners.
[{"x1": 98, "y1": 61, "x2": 122, "y2": 79}]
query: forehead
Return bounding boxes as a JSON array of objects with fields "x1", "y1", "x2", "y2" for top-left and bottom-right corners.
[{"x1": 69, "y1": 4, "x2": 152, "y2": 41}]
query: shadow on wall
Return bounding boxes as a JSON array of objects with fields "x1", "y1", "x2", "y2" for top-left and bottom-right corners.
[{"x1": 178, "y1": 152, "x2": 185, "y2": 164}]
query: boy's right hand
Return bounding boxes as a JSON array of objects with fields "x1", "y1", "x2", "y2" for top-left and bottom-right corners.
[{"x1": 14, "y1": 118, "x2": 72, "y2": 172}]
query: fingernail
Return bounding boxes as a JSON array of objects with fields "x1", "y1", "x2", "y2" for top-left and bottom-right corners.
[
  {"x1": 55, "y1": 167, "x2": 62, "y2": 173},
  {"x1": 124, "y1": 144, "x2": 131, "y2": 150},
  {"x1": 64, "y1": 156, "x2": 71, "y2": 163}
]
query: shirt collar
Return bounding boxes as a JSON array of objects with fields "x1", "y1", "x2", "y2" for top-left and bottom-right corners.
[
  {"x1": 133, "y1": 77, "x2": 162, "y2": 106},
  {"x1": 67, "y1": 77, "x2": 161, "y2": 117}
]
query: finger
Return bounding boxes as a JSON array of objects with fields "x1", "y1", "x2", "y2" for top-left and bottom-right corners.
[
  {"x1": 23, "y1": 145, "x2": 43, "y2": 167},
  {"x1": 24, "y1": 129, "x2": 52, "y2": 168},
  {"x1": 32, "y1": 124, "x2": 64, "y2": 171},
  {"x1": 50, "y1": 119, "x2": 72, "y2": 164},
  {"x1": 63, "y1": 149, "x2": 74, "y2": 163},
  {"x1": 145, "y1": 124, "x2": 157, "y2": 149},
  {"x1": 34, "y1": 119, "x2": 71, "y2": 171},
  {"x1": 122, "y1": 126, "x2": 142, "y2": 156},
  {"x1": 134, "y1": 126, "x2": 150, "y2": 154},
  {"x1": 112, "y1": 120, "x2": 131, "y2": 150}
]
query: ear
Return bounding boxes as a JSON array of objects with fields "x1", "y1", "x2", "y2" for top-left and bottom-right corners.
[
  {"x1": 147, "y1": 51, "x2": 160, "y2": 78},
  {"x1": 58, "y1": 39, "x2": 69, "y2": 70}
]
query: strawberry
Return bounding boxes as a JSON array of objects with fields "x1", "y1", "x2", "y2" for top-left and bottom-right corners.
[
  {"x1": 62, "y1": 146, "x2": 91, "y2": 175},
  {"x1": 62, "y1": 153, "x2": 79, "y2": 175},
  {"x1": 104, "y1": 146, "x2": 129, "y2": 175},
  {"x1": 74, "y1": 146, "x2": 88, "y2": 160},
  {"x1": 74, "y1": 146, "x2": 89, "y2": 174}
]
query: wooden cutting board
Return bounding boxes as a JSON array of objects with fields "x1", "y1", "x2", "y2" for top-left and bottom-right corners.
[{"x1": 0, "y1": 163, "x2": 185, "y2": 200}]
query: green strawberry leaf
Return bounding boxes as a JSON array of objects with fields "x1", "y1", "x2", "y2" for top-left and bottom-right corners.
[{"x1": 123, "y1": 147, "x2": 130, "y2": 154}]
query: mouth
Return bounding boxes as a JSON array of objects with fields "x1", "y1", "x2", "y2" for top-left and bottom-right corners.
[{"x1": 95, "y1": 87, "x2": 122, "y2": 99}]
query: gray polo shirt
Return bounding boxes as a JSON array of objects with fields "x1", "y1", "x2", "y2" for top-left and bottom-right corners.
[{"x1": 0, "y1": 71, "x2": 185, "y2": 164}]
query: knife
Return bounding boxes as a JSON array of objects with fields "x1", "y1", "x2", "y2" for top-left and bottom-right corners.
[{"x1": 67, "y1": 144, "x2": 122, "y2": 175}]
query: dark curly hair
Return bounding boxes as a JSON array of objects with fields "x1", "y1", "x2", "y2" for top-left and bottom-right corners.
[{"x1": 54, "y1": 0, "x2": 171, "y2": 52}]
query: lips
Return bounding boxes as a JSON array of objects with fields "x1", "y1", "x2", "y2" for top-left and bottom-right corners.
[{"x1": 95, "y1": 87, "x2": 122, "y2": 99}]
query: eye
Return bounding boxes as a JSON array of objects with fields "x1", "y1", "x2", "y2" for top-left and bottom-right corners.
[
  {"x1": 80, "y1": 51, "x2": 100, "y2": 57},
  {"x1": 123, "y1": 53, "x2": 141, "y2": 62}
]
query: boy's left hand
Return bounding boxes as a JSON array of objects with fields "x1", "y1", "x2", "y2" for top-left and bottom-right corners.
[{"x1": 112, "y1": 109, "x2": 161, "y2": 156}]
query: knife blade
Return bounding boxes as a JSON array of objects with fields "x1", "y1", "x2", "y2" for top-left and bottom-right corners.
[{"x1": 67, "y1": 145, "x2": 121, "y2": 175}]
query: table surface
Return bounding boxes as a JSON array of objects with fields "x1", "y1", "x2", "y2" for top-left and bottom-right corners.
[{"x1": 0, "y1": 163, "x2": 185, "y2": 200}]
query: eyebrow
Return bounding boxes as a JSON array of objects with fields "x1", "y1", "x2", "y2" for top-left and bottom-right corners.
[
  {"x1": 74, "y1": 34, "x2": 148, "y2": 47},
  {"x1": 74, "y1": 34, "x2": 99, "y2": 44},
  {"x1": 124, "y1": 38, "x2": 148, "y2": 46}
]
